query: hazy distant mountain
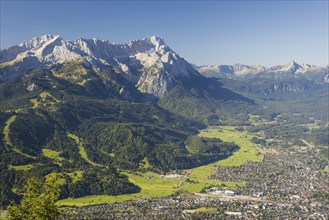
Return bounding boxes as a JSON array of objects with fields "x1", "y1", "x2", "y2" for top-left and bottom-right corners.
[
  {"x1": 195, "y1": 61, "x2": 328, "y2": 100},
  {"x1": 196, "y1": 61, "x2": 328, "y2": 82},
  {"x1": 0, "y1": 35, "x2": 200, "y2": 97}
]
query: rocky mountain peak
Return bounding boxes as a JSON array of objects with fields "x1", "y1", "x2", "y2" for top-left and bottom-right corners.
[
  {"x1": 0, "y1": 35, "x2": 200, "y2": 98},
  {"x1": 19, "y1": 34, "x2": 62, "y2": 49},
  {"x1": 282, "y1": 60, "x2": 300, "y2": 72}
]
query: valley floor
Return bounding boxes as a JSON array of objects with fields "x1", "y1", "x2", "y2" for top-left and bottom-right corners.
[
  {"x1": 58, "y1": 126, "x2": 263, "y2": 206},
  {"x1": 58, "y1": 126, "x2": 329, "y2": 219}
]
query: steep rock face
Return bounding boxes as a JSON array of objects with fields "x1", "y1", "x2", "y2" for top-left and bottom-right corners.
[{"x1": 0, "y1": 35, "x2": 200, "y2": 98}]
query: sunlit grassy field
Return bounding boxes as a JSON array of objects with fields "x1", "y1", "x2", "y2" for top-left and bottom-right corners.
[
  {"x1": 67, "y1": 132, "x2": 102, "y2": 167},
  {"x1": 30, "y1": 91, "x2": 60, "y2": 111},
  {"x1": 3, "y1": 115, "x2": 16, "y2": 146},
  {"x1": 0, "y1": 210, "x2": 6, "y2": 220},
  {"x1": 183, "y1": 126, "x2": 263, "y2": 192},
  {"x1": 66, "y1": 171, "x2": 84, "y2": 183},
  {"x1": 199, "y1": 126, "x2": 263, "y2": 166},
  {"x1": 42, "y1": 149, "x2": 65, "y2": 166},
  {"x1": 3, "y1": 115, "x2": 36, "y2": 159},
  {"x1": 58, "y1": 171, "x2": 180, "y2": 207},
  {"x1": 8, "y1": 164, "x2": 35, "y2": 171}
]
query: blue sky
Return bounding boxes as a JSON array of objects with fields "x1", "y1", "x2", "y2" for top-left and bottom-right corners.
[{"x1": 1, "y1": 1, "x2": 328, "y2": 66}]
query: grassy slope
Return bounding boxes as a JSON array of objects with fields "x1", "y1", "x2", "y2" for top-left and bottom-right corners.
[
  {"x1": 45, "y1": 171, "x2": 84, "y2": 190},
  {"x1": 3, "y1": 115, "x2": 16, "y2": 146},
  {"x1": 42, "y1": 149, "x2": 65, "y2": 166},
  {"x1": 66, "y1": 171, "x2": 84, "y2": 183},
  {"x1": 67, "y1": 132, "x2": 102, "y2": 167},
  {"x1": 30, "y1": 91, "x2": 60, "y2": 111},
  {"x1": 42, "y1": 149, "x2": 63, "y2": 160},
  {"x1": 0, "y1": 210, "x2": 6, "y2": 220},
  {"x1": 3, "y1": 115, "x2": 36, "y2": 159},
  {"x1": 58, "y1": 126, "x2": 263, "y2": 207},
  {"x1": 8, "y1": 164, "x2": 35, "y2": 171}
]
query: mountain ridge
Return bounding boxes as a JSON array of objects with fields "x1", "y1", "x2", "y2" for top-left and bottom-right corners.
[
  {"x1": 0, "y1": 35, "x2": 200, "y2": 98},
  {"x1": 196, "y1": 60, "x2": 328, "y2": 81},
  {"x1": 1, "y1": 34, "x2": 327, "y2": 102},
  {"x1": 2, "y1": 35, "x2": 327, "y2": 84}
]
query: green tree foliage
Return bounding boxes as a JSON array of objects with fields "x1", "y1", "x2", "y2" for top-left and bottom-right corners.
[
  {"x1": 158, "y1": 82, "x2": 255, "y2": 124},
  {"x1": 6, "y1": 175, "x2": 61, "y2": 220},
  {"x1": 306, "y1": 126, "x2": 329, "y2": 146}
]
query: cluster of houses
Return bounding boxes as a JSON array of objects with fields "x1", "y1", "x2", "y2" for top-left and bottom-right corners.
[
  {"x1": 60, "y1": 192, "x2": 328, "y2": 219},
  {"x1": 207, "y1": 146, "x2": 328, "y2": 218}
]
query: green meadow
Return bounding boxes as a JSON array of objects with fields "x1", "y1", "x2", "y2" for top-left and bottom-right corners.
[
  {"x1": 182, "y1": 126, "x2": 263, "y2": 192},
  {"x1": 67, "y1": 132, "x2": 102, "y2": 167},
  {"x1": 30, "y1": 91, "x2": 60, "y2": 111},
  {"x1": 0, "y1": 210, "x2": 6, "y2": 220},
  {"x1": 42, "y1": 149, "x2": 65, "y2": 166},
  {"x1": 8, "y1": 164, "x2": 35, "y2": 171},
  {"x1": 3, "y1": 115, "x2": 36, "y2": 159},
  {"x1": 58, "y1": 171, "x2": 180, "y2": 207},
  {"x1": 3, "y1": 115, "x2": 16, "y2": 147}
]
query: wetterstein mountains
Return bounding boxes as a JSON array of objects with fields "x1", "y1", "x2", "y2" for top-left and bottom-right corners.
[
  {"x1": 0, "y1": 35, "x2": 200, "y2": 98},
  {"x1": 0, "y1": 35, "x2": 327, "y2": 206},
  {"x1": 1, "y1": 35, "x2": 327, "y2": 101}
]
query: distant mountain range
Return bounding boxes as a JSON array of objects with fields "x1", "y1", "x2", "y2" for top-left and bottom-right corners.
[
  {"x1": 1, "y1": 35, "x2": 328, "y2": 99},
  {"x1": 195, "y1": 61, "x2": 328, "y2": 82}
]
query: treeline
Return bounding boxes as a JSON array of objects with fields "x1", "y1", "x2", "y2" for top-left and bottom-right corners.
[{"x1": 247, "y1": 124, "x2": 309, "y2": 141}]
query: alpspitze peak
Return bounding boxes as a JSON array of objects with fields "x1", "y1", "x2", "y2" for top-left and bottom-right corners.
[
  {"x1": 20, "y1": 34, "x2": 61, "y2": 47},
  {"x1": 34, "y1": 34, "x2": 61, "y2": 41}
]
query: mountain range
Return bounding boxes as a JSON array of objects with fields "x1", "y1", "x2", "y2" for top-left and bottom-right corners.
[
  {"x1": 0, "y1": 35, "x2": 200, "y2": 98},
  {"x1": 1, "y1": 35, "x2": 328, "y2": 99},
  {"x1": 0, "y1": 35, "x2": 255, "y2": 206},
  {"x1": 196, "y1": 61, "x2": 328, "y2": 82},
  {"x1": 0, "y1": 34, "x2": 328, "y2": 207}
]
